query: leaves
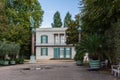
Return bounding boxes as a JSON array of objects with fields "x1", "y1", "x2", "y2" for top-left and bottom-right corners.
[
  {"x1": 0, "y1": 0, "x2": 44, "y2": 57},
  {"x1": 75, "y1": 34, "x2": 103, "y2": 60},
  {"x1": 65, "y1": 21, "x2": 79, "y2": 45},
  {"x1": 51, "y1": 11, "x2": 62, "y2": 28},
  {"x1": 63, "y1": 12, "x2": 72, "y2": 27}
]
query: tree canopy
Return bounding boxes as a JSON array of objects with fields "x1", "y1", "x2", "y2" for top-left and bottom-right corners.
[
  {"x1": 63, "y1": 12, "x2": 72, "y2": 27},
  {"x1": 66, "y1": 20, "x2": 79, "y2": 45},
  {"x1": 0, "y1": 0, "x2": 44, "y2": 58},
  {"x1": 80, "y1": 0, "x2": 120, "y2": 63},
  {"x1": 51, "y1": 11, "x2": 62, "y2": 28}
]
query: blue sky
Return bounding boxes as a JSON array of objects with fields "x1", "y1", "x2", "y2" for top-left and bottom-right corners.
[{"x1": 39, "y1": 0, "x2": 80, "y2": 28}]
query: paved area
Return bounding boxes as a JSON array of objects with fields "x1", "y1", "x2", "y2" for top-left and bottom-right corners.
[{"x1": 0, "y1": 61, "x2": 119, "y2": 80}]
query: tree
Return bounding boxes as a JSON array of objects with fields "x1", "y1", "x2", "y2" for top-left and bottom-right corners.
[
  {"x1": 64, "y1": 12, "x2": 72, "y2": 27},
  {"x1": 75, "y1": 34, "x2": 103, "y2": 60},
  {"x1": 66, "y1": 20, "x2": 79, "y2": 45},
  {"x1": 1, "y1": 0, "x2": 44, "y2": 58},
  {"x1": 80, "y1": 0, "x2": 120, "y2": 64},
  {"x1": 51, "y1": 11, "x2": 62, "y2": 28},
  {"x1": 0, "y1": 0, "x2": 9, "y2": 39}
]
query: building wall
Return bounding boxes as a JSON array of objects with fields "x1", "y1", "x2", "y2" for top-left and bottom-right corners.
[
  {"x1": 35, "y1": 28, "x2": 76, "y2": 60},
  {"x1": 36, "y1": 47, "x2": 54, "y2": 59}
]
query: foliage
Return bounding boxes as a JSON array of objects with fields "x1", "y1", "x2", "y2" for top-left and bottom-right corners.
[
  {"x1": 0, "y1": 39, "x2": 20, "y2": 60},
  {"x1": 15, "y1": 58, "x2": 24, "y2": 64},
  {"x1": 63, "y1": 12, "x2": 72, "y2": 27},
  {"x1": 0, "y1": 0, "x2": 44, "y2": 58},
  {"x1": 114, "y1": 21, "x2": 120, "y2": 62},
  {"x1": 66, "y1": 20, "x2": 79, "y2": 45},
  {"x1": 81, "y1": 0, "x2": 120, "y2": 35},
  {"x1": 51, "y1": 11, "x2": 62, "y2": 28},
  {"x1": 0, "y1": 0, "x2": 9, "y2": 39},
  {"x1": 4, "y1": 0, "x2": 44, "y2": 28},
  {"x1": 75, "y1": 34, "x2": 103, "y2": 60},
  {"x1": 105, "y1": 21, "x2": 120, "y2": 63},
  {"x1": 80, "y1": 0, "x2": 120, "y2": 63},
  {"x1": 2, "y1": 25, "x2": 31, "y2": 56}
]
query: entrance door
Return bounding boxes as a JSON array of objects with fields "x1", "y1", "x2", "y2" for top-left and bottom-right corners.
[{"x1": 54, "y1": 48, "x2": 60, "y2": 58}]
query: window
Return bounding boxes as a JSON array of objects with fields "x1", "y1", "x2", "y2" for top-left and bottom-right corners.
[
  {"x1": 54, "y1": 34, "x2": 59, "y2": 44},
  {"x1": 60, "y1": 34, "x2": 64, "y2": 44},
  {"x1": 66, "y1": 48, "x2": 70, "y2": 58},
  {"x1": 60, "y1": 48, "x2": 64, "y2": 58},
  {"x1": 41, "y1": 35, "x2": 48, "y2": 43},
  {"x1": 41, "y1": 48, "x2": 48, "y2": 56},
  {"x1": 54, "y1": 47, "x2": 72, "y2": 59}
]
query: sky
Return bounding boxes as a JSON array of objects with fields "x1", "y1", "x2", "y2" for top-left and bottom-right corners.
[{"x1": 39, "y1": 0, "x2": 80, "y2": 28}]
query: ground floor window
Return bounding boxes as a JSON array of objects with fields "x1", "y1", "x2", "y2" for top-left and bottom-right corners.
[
  {"x1": 41, "y1": 48, "x2": 48, "y2": 56},
  {"x1": 66, "y1": 48, "x2": 71, "y2": 58},
  {"x1": 60, "y1": 48, "x2": 64, "y2": 58},
  {"x1": 54, "y1": 47, "x2": 72, "y2": 59}
]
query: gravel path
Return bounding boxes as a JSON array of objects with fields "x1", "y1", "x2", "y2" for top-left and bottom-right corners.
[{"x1": 0, "y1": 61, "x2": 119, "y2": 80}]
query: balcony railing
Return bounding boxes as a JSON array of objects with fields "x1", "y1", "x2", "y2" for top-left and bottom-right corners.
[{"x1": 35, "y1": 43, "x2": 73, "y2": 47}]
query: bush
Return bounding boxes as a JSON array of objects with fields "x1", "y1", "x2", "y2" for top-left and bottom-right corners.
[{"x1": 15, "y1": 58, "x2": 24, "y2": 64}]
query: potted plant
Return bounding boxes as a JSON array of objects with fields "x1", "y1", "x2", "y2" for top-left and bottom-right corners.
[
  {"x1": 75, "y1": 53, "x2": 83, "y2": 66},
  {"x1": 9, "y1": 42, "x2": 20, "y2": 65},
  {"x1": 75, "y1": 43, "x2": 85, "y2": 66},
  {"x1": 76, "y1": 34, "x2": 102, "y2": 69},
  {"x1": 0, "y1": 40, "x2": 10, "y2": 66},
  {"x1": 16, "y1": 58, "x2": 24, "y2": 64}
]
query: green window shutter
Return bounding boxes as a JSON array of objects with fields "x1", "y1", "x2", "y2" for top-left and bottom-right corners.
[
  {"x1": 54, "y1": 48, "x2": 58, "y2": 58},
  {"x1": 46, "y1": 36, "x2": 48, "y2": 43},
  {"x1": 41, "y1": 48, "x2": 43, "y2": 56},
  {"x1": 64, "y1": 48, "x2": 66, "y2": 58},
  {"x1": 58, "y1": 48, "x2": 60, "y2": 58},
  {"x1": 46, "y1": 48, "x2": 48, "y2": 56},
  {"x1": 41, "y1": 36, "x2": 43, "y2": 43},
  {"x1": 70, "y1": 48, "x2": 72, "y2": 59}
]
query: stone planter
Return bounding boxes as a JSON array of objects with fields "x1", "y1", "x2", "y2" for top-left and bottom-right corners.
[
  {"x1": 2, "y1": 61, "x2": 9, "y2": 66},
  {"x1": 89, "y1": 60, "x2": 100, "y2": 69},
  {"x1": 10, "y1": 61, "x2": 16, "y2": 65},
  {"x1": 0, "y1": 60, "x2": 3, "y2": 65}
]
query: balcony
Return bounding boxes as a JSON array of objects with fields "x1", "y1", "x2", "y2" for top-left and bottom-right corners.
[{"x1": 35, "y1": 43, "x2": 73, "y2": 47}]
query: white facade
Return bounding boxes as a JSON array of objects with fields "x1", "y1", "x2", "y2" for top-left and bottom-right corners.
[{"x1": 35, "y1": 28, "x2": 76, "y2": 60}]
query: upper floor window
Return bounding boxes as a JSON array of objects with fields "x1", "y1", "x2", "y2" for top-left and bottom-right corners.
[
  {"x1": 54, "y1": 34, "x2": 59, "y2": 44},
  {"x1": 41, "y1": 35, "x2": 48, "y2": 43},
  {"x1": 60, "y1": 34, "x2": 65, "y2": 44}
]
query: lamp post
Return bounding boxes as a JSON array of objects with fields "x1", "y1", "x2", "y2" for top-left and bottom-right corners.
[
  {"x1": 29, "y1": 16, "x2": 36, "y2": 63},
  {"x1": 78, "y1": 27, "x2": 81, "y2": 42}
]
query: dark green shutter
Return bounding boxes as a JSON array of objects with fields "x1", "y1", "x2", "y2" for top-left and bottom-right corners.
[
  {"x1": 46, "y1": 48, "x2": 48, "y2": 56},
  {"x1": 41, "y1": 36, "x2": 43, "y2": 43},
  {"x1": 58, "y1": 48, "x2": 60, "y2": 58},
  {"x1": 54, "y1": 48, "x2": 58, "y2": 58},
  {"x1": 54, "y1": 48, "x2": 60, "y2": 58},
  {"x1": 70, "y1": 48, "x2": 72, "y2": 59},
  {"x1": 64, "y1": 48, "x2": 66, "y2": 58},
  {"x1": 46, "y1": 36, "x2": 48, "y2": 43},
  {"x1": 41, "y1": 48, "x2": 43, "y2": 56}
]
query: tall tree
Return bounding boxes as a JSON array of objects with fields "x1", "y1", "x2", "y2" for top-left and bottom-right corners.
[
  {"x1": 80, "y1": 0, "x2": 120, "y2": 64},
  {"x1": 66, "y1": 20, "x2": 79, "y2": 45},
  {"x1": 64, "y1": 12, "x2": 72, "y2": 27},
  {"x1": 51, "y1": 11, "x2": 62, "y2": 28},
  {"x1": 2, "y1": 0, "x2": 44, "y2": 58},
  {"x1": 0, "y1": 0, "x2": 9, "y2": 39},
  {"x1": 65, "y1": 14, "x2": 81, "y2": 45}
]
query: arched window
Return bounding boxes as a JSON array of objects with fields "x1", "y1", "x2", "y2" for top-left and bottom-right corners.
[{"x1": 41, "y1": 35, "x2": 48, "y2": 43}]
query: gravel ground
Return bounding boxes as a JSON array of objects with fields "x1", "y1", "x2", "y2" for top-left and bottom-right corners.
[{"x1": 0, "y1": 61, "x2": 119, "y2": 80}]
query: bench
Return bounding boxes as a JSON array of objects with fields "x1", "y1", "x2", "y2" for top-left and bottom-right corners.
[{"x1": 111, "y1": 65, "x2": 120, "y2": 77}]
